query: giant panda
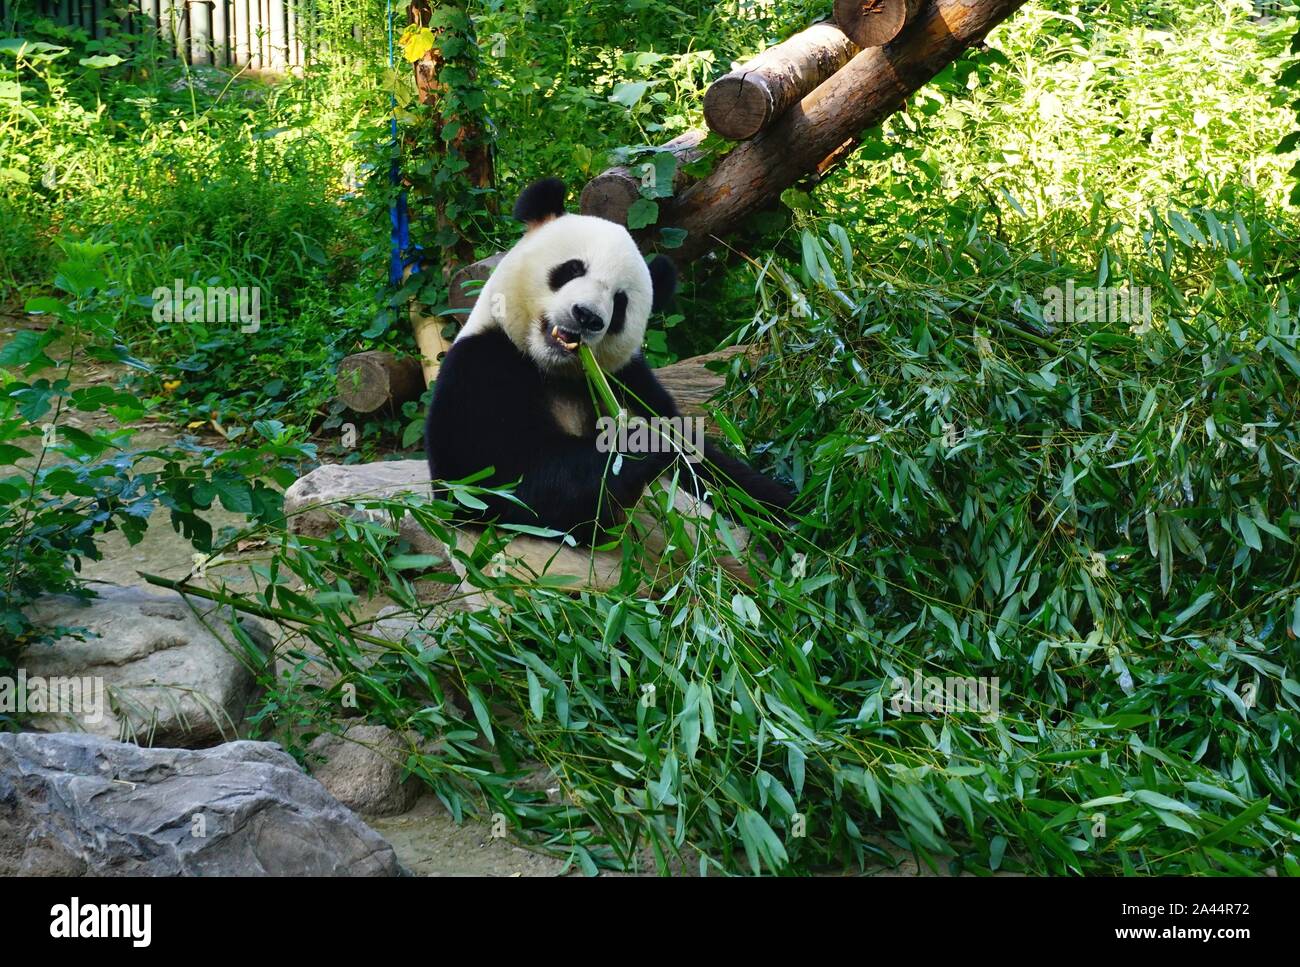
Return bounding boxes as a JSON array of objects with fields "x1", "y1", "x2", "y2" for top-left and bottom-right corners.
[{"x1": 424, "y1": 177, "x2": 793, "y2": 544}]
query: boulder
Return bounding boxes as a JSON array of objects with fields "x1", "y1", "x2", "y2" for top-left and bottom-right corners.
[
  {"x1": 0, "y1": 732, "x2": 405, "y2": 876},
  {"x1": 20, "y1": 585, "x2": 272, "y2": 747},
  {"x1": 282, "y1": 461, "x2": 755, "y2": 606},
  {"x1": 282, "y1": 460, "x2": 623, "y2": 603},
  {"x1": 307, "y1": 724, "x2": 421, "y2": 817},
  {"x1": 283, "y1": 459, "x2": 447, "y2": 558}
]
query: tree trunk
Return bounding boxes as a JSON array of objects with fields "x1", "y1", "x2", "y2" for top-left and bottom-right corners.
[
  {"x1": 337, "y1": 351, "x2": 426, "y2": 413},
  {"x1": 579, "y1": 130, "x2": 707, "y2": 227},
  {"x1": 703, "y1": 22, "x2": 858, "y2": 140},
  {"x1": 405, "y1": 1, "x2": 494, "y2": 272},
  {"x1": 663, "y1": 0, "x2": 1026, "y2": 260},
  {"x1": 835, "y1": 0, "x2": 928, "y2": 48}
]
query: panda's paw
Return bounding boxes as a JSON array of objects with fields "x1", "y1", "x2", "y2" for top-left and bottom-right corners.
[{"x1": 603, "y1": 474, "x2": 645, "y2": 509}]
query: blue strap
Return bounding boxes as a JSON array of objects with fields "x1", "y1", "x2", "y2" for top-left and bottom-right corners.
[{"x1": 387, "y1": 0, "x2": 419, "y2": 286}]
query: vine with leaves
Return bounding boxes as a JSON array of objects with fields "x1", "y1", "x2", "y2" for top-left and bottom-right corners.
[{"x1": 390, "y1": 1, "x2": 495, "y2": 308}]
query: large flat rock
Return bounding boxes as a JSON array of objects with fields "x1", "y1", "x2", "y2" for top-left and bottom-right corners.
[
  {"x1": 283, "y1": 460, "x2": 627, "y2": 592},
  {"x1": 283, "y1": 461, "x2": 753, "y2": 601},
  {"x1": 21, "y1": 585, "x2": 272, "y2": 747},
  {"x1": 0, "y1": 732, "x2": 405, "y2": 876},
  {"x1": 284, "y1": 459, "x2": 438, "y2": 542}
]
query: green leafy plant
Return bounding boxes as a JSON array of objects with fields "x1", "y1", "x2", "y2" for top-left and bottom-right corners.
[
  {"x1": 0, "y1": 242, "x2": 315, "y2": 683},
  {"x1": 180, "y1": 206, "x2": 1300, "y2": 875},
  {"x1": 1275, "y1": 4, "x2": 1300, "y2": 205}
]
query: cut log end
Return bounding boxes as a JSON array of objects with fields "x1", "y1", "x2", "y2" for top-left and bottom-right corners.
[
  {"x1": 578, "y1": 172, "x2": 643, "y2": 227},
  {"x1": 834, "y1": 0, "x2": 924, "y2": 48},
  {"x1": 449, "y1": 252, "x2": 504, "y2": 314},
  {"x1": 702, "y1": 75, "x2": 774, "y2": 141},
  {"x1": 580, "y1": 130, "x2": 708, "y2": 228},
  {"x1": 703, "y1": 22, "x2": 858, "y2": 141},
  {"x1": 337, "y1": 351, "x2": 425, "y2": 414}
]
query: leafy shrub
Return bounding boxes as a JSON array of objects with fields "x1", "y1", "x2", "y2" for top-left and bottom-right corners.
[
  {"x1": 0, "y1": 25, "x2": 384, "y2": 429},
  {"x1": 0, "y1": 242, "x2": 314, "y2": 686}
]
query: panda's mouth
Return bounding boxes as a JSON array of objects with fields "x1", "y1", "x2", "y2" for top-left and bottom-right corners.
[{"x1": 540, "y1": 317, "x2": 582, "y2": 354}]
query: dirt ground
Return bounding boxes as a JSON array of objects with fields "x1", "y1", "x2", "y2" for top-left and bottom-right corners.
[
  {"x1": 370, "y1": 795, "x2": 572, "y2": 877},
  {"x1": 370, "y1": 791, "x2": 998, "y2": 876}
]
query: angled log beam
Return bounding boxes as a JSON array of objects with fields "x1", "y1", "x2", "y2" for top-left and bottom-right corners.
[
  {"x1": 703, "y1": 21, "x2": 859, "y2": 141},
  {"x1": 663, "y1": 0, "x2": 1027, "y2": 259}
]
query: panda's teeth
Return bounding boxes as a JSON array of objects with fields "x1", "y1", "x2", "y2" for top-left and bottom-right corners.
[{"x1": 551, "y1": 325, "x2": 579, "y2": 351}]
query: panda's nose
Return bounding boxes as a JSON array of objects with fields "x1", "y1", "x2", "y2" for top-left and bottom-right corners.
[{"x1": 572, "y1": 304, "x2": 604, "y2": 333}]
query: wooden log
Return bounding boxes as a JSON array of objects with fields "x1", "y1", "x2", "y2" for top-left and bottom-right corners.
[
  {"x1": 349, "y1": 226, "x2": 753, "y2": 408},
  {"x1": 340, "y1": 335, "x2": 750, "y2": 418},
  {"x1": 817, "y1": 137, "x2": 861, "y2": 178},
  {"x1": 835, "y1": 0, "x2": 927, "y2": 48},
  {"x1": 337, "y1": 351, "x2": 425, "y2": 413},
  {"x1": 579, "y1": 130, "x2": 707, "y2": 227},
  {"x1": 449, "y1": 252, "x2": 505, "y2": 315},
  {"x1": 703, "y1": 22, "x2": 859, "y2": 141},
  {"x1": 663, "y1": 0, "x2": 1026, "y2": 260},
  {"x1": 654, "y1": 345, "x2": 754, "y2": 418}
]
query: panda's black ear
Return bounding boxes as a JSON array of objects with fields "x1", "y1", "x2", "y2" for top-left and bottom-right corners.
[
  {"x1": 513, "y1": 178, "x2": 567, "y2": 229},
  {"x1": 648, "y1": 255, "x2": 677, "y2": 313}
]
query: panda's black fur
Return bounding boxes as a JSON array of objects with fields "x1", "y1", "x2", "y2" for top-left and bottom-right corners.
[{"x1": 424, "y1": 178, "x2": 793, "y2": 543}]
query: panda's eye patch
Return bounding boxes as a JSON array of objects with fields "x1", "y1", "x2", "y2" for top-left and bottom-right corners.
[
  {"x1": 548, "y1": 259, "x2": 587, "y2": 291},
  {"x1": 609, "y1": 291, "x2": 628, "y2": 335}
]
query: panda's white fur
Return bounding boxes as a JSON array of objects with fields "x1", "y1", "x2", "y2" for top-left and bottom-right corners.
[
  {"x1": 425, "y1": 177, "x2": 794, "y2": 543},
  {"x1": 456, "y1": 212, "x2": 653, "y2": 374}
]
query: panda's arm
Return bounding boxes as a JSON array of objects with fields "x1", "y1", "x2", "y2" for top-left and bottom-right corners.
[
  {"x1": 427, "y1": 334, "x2": 647, "y2": 534},
  {"x1": 611, "y1": 354, "x2": 795, "y2": 514},
  {"x1": 611, "y1": 353, "x2": 681, "y2": 419}
]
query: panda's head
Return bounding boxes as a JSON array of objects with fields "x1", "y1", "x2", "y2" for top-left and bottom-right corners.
[{"x1": 461, "y1": 178, "x2": 677, "y2": 374}]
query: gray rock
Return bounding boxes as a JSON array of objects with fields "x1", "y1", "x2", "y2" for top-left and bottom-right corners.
[
  {"x1": 282, "y1": 460, "x2": 625, "y2": 589},
  {"x1": 0, "y1": 732, "x2": 405, "y2": 876},
  {"x1": 284, "y1": 460, "x2": 447, "y2": 558},
  {"x1": 307, "y1": 724, "x2": 420, "y2": 817},
  {"x1": 21, "y1": 585, "x2": 272, "y2": 747},
  {"x1": 284, "y1": 462, "x2": 624, "y2": 597},
  {"x1": 282, "y1": 462, "x2": 756, "y2": 605}
]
